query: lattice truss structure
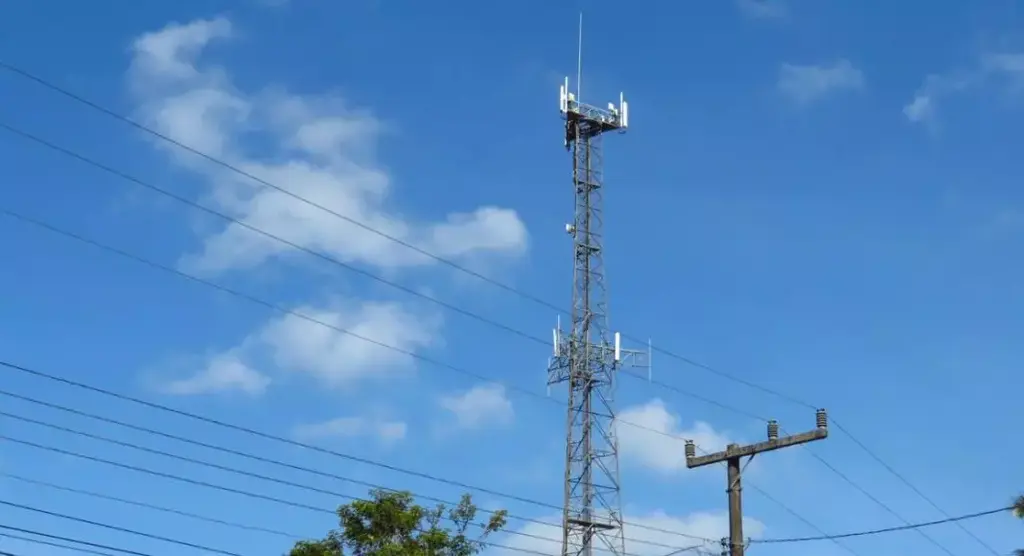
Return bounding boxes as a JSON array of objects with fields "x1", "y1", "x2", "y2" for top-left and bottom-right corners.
[{"x1": 547, "y1": 77, "x2": 650, "y2": 556}]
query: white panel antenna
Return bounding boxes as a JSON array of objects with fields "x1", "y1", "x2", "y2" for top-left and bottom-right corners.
[
  {"x1": 620, "y1": 93, "x2": 629, "y2": 128},
  {"x1": 559, "y1": 77, "x2": 569, "y2": 114}
]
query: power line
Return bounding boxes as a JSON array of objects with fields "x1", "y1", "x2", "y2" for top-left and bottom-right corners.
[
  {"x1": 0, "y1": 122, "x2": 983, "y2": 556},
  {"x1": 0, "y1": 353, "x2": 814, "y2": 549},
  {"x1": 827, "y1": 419, "x2": 1002, "y2": 556},
  {"x1": 7, "y1": 476, "x2": 686, "y2": 556},
  {"x1": 0, "y1": 209, "x2": 779, "y2": 518},
  {"x1": 2, "y1": 416, "x2": 573, "y2": 554},
  {"x1": 0, "y1": 206, "x2": 958, "y2": 555},
  {"x1": 793, "y1": 439, "x2": 957, "y2": 556},
  {"x1": 0, "y1": 199, "x2": 938, "y2": 556},
  {"x1": 0, "y1": 388, "x2": 708, "y2": 550},
  {"x1": 733, "y1": 479, "x2": 861, "y2": 556},
  {"x1": 0, "y1": 59, "x2": 565, "y2": 319},
  {"x1": 0, "y1": 432, "x2": 635, "y2": 556},
  {"x1": 0, "y1": 523, "x2": 153, "y2": 556},
  {"x1": 0, "y1": 60, "x2": 821, "y2": 416},
  {"x1": 0, "y1": 107, "x2": 891, "y2": 552},
  {"x1": 0, "y1": 499, "x2": 243, "y2": 555},
  {"x1": 0, "y1": 398, "x2": 715, "y2": 551},
  {"x1": 0, "y1": 65, "x2": 974, "y2": 552},
  {"x1": 0, "y1": 121, "x2": 547, "y2": 350},
  {"x1": 1, "y1": 530, "x2": 126, "y2": 556},
  {"x1": 632, "y1": 348, "x2": 998, "y2": 551},
  {"x1": 753, "y1": 506, "x2": 1011, "y2": 544},
  {"x1": 0, "y1": 64, "x2": 964, "y2": 554},
  {"x1": 25, "y1": 388, "x2": 976, "y2": 556},
  {"x1": 0, "y1": 200, "x2": 751, "y2": 435},
  {"x1": 0, "y1": 121, "x2": 760, "y2": 428},
  {"x1": 639, "y1": 376, "x2": 957, "y2": 556},
  {"x1": 1, "y1": 472, "x2": 299, "y2": 540},
  {"x1": 0, "y1": 431, "x2": 340, "y2": 512}
]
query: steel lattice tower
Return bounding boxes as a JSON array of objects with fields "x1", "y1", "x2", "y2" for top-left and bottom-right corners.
[{"x1": 547, "y1": 72, "x2": 649, "y2": 556}]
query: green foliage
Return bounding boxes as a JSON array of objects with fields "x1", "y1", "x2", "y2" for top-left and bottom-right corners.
[
  {"x1": 1014, "y1": 494, "x2": 1024, "y2": 556},
  {"x1": 289, "y1": 489, "x2": 508, "y2": 556}
]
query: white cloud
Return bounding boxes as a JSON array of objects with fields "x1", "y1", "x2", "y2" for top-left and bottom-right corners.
[
  {"x1": 904, "y1": 52, "x2": 1024, "y2": 126},
  {"x1": 736, "y1": 0, "x2": 788, "y2": 20},
  {"x1": 490, "y1": 510, "x2": 765, "y2": 556},
  {"x1": 257, "y1": 301, "x2": 440, "y2": 387},
  {"x1": 903, "y1": 93, "x2": 934, "y2": 123},
  {"x1": 128, "y1": 17, "x2": 528, "y2": 277},
  {"x1": 131, "y1": 17, "x2": 526, "y2": 398},
  {"x1": 440, "y1": 384, "x2": 514, "y2": 429},
  {"x1": 902, "y1": 72, "x2": 974, "y2": 126},
  {"x1": 777, "y1": 60, "x2": 864, "y2": 104},
  {"x1": 617, "y1": 399, "x2": 733, "y2": 473},
  {"x1": 159, "y1": 352, "x2": 269, "y2": 396},
  {"x1": 982, "y1": 52, "x2": 1024, "y2": 76},
  {"x1": 292, "y1": 416, "x2": 407, "y2": 444},
  {"x1": 159, "y1": 300, "x2": 440, "y2": 395}
]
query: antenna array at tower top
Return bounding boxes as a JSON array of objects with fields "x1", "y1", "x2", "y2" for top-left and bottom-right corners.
[{"x1": 558, "y1": 76, "x2": 630, "y2": 131}]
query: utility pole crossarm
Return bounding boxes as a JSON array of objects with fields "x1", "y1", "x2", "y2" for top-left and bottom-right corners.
[
  {"x1": 685, "y1": 427, "x2": 827, "y2": 468},
  {"x1": 684, "y1": 408, "x2": 829, "y2": 469}
]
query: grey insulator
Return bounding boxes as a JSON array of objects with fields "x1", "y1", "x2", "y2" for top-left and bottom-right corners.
[{"x1": 816, "y1": 408, "x2": 828, "y2": 429}]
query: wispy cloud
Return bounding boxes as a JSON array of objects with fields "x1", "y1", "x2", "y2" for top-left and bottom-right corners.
[
  {"x1": 158, "y1": 352, "x2": 269, "y2": 397},
  {"x1": 158, "y1": 300, "x2": 442, "y2": 395},
  {"x1": 777, "y1": 59, "x2": 865, "y2": 104},
  {"x1": 904, "y1": 52, "x2": 1024, "y2": 126},
  {"x1": 292, "y1": 416, "x2": 407, "y2": 445},
  {"x1": 440, "y1": 384, "x2": 514, "y2": 430},
  {"x1": 130, "y1": 17, "x2": 527, "y2": 399},
  {"x1": 736, "y1": 0, "x2": 788, "y2": 20},
  {"x1": 128, "y1": 17, "x2": 527, "y2": 277}
]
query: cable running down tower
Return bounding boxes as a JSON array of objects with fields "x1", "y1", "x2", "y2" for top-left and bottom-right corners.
[{"x1": 547, "y1": 52, "x2": 649, "y2": 556}]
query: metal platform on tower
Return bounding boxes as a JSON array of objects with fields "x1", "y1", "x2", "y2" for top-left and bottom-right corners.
[{"x1": 559, "y1": 76, "x2": 629, "y2": 145}]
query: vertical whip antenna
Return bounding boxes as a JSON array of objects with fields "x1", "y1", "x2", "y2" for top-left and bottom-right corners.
[{"x1": 576, "y1": 11, "x2": 583, "y2": 102}]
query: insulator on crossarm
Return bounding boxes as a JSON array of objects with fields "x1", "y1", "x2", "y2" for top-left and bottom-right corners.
[
  {"x1": 684, "y1": 440, "x2": 696, "y2": 460},
  {"x1": 816, "y1": 408, "x2": 828, "y2": 429},
  {"x1": 767, "y1": 420, "x2": 779, "y2": 440}
]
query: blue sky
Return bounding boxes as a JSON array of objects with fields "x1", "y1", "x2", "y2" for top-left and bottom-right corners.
[{"x1": 0, "y1": 0, "x2": 1021, "y2": 555}]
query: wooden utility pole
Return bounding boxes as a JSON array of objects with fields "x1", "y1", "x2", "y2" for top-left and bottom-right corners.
[{"x1": 685, "y1": 409, "x2": 829, "y2": 556}]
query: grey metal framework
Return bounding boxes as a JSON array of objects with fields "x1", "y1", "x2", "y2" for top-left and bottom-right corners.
[{"x1": 548, "y1": 79, "x2": 648, "y2": 556}]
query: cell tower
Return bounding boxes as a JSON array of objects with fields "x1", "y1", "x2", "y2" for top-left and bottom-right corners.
[{"x1": 547, "y1": 19, "x2": 650, "y2": 556}]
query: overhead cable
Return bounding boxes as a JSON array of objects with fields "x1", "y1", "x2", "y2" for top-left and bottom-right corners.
[
  {"x1": 0, "y1": 402, "x2": 715, "y2": 551},
  {"x1": 0, "y1": 525, "x2": 147, "y2": 556},
  {"x1": 754, "y1": 506, "x2": 1011, "y2": 544},
  {"x1": 0, "y1": 62, "x2": 972, "y2": 553},
  {"x1": 0, "y1": 499, "x2": 244, "y2": 555},
  {"x1": 0, "y1": 388, "x2": 709, "y2": 550},
  {"x1": 1, "y1": 472, "x2": 299, "y2": 540}
]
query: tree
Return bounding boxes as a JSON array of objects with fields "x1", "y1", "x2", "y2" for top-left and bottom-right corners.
[
  {"x1": 289, "y1": 489, "x2": 508, "y2": 556},
  {"x1": 1014, "y1": 494, "x2": 1024, "y2": 556}
]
